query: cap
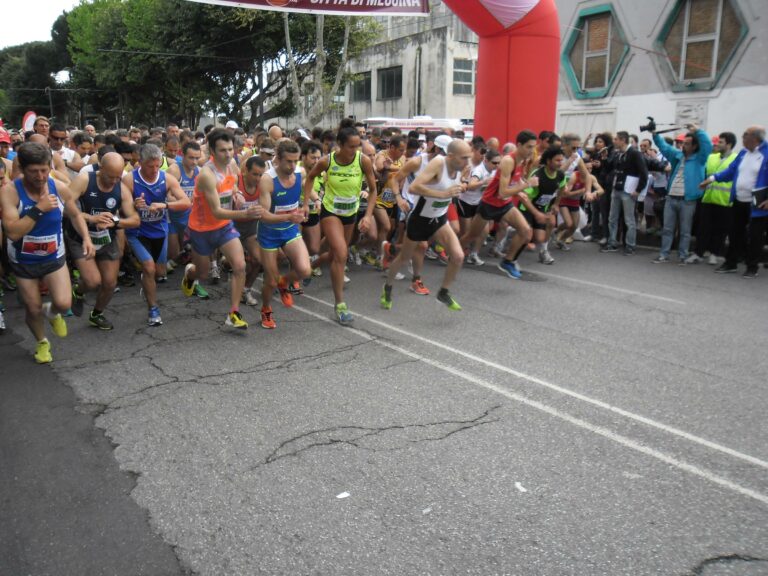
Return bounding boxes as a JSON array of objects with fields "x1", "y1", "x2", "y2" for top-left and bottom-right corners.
[
  {"x1": 434, "y1": 134, "x2": 453, "y2": 153},
  {"x1": 711, "y1": 135, "x2": 720, "y2": 145},
  {"x1": 0, "y1": 129, "x2": 10, "y2": 144},
  {"x1": 225, "y1": 120, "x2": 239, "y2": 129},
  {"x1": 675, "y1": 133, "x2": 686, "y2": 142}
]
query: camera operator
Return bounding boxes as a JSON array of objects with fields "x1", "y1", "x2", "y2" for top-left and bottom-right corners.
[
  {"x1": 651, "y1": 123, "x2": 712, "y2": 264},
  {"x1": 600, "y1": 131, "x2": 648, "y2": 255}
]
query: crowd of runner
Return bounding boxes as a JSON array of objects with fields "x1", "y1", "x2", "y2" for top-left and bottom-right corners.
[{"x1": 0, "y1": 116, "x2": 766, "y2": 363}]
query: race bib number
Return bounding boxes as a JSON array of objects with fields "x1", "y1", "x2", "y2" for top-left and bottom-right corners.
[
  {"x1": 89, "y1": 228, "x2": 111, "y2": 249},
  {"x1": 275, "y1": 201, "x2": 299, "y2": 214},
  {"x1": 380, "y1": 188, "x2": 395, "y2": 203},
  {"x1": 219, "y1": 191, "x2": 233, "y2": 209},
  {"x1": 21, "y1": 234, "x2": 59, "y2": 257},
  {"x1": 332, "y1": 196, "x2": 358, "y2": 215},
  {"x1": 182, "y1": 185, "x2": 194, "y2": 199},
  {"x1": 420, "y1": 199, "x2": 451, "y2": 219},
  {"x1": 535, "y1": 194, "x2": 555, "y2": 209},
  {"x1": 140, "y1": 208, "x2": 166, "y2": 222},
  {"x1": 241, "y1": 200, "x2": 260, "y2": 210}
]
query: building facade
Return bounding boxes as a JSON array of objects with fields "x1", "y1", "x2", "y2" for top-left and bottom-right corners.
[{"x1": 555, "y1": 0, "x2": 767, "y2": 137}]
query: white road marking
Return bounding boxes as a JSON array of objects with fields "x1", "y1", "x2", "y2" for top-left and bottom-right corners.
[
  {"x1": 514, "y1": 482, "x2": 528, "y2": 493},
  {"x1": 292, "y1": 302, "x2": 768, "y2": 506},
  {"x1": 336, "y1": 492, "x2": 350, "y2": 499},
  {"x1": 301, "y1": 294, "x2": 768, "y2": 472},
  {"x1": 529, "y1": 270, "x2": 687, "y2": 305}
]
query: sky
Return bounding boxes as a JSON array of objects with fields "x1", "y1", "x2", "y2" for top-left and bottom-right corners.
[{"x1": 2, "y1": 0, "x2": 81, "y2": 50}]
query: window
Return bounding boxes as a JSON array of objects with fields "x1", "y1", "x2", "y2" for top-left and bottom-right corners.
[
  {"x1": 350, "y1": 72, "x2": 371, "y2": 103},
  {"x1": 568, "y1": 13, "x2": 623, "y2": 91},
  {"x1": 453, "y1": 59, "x2": 475, "y2": 95},
  {"x1": 377, "y1": 66, "x2": 402, "y2": 100},
  {"x1": 662, "y1": 0, "x2": 746, "y2": 86}
]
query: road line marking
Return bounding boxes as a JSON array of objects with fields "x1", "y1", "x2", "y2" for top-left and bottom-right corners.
[
  {"x1": 529, "y1": 270, "x2": 686, "y2": 305},
  {"x1": 300, "y1": 294, "x2": 768, "y2": 472},
  {"x1": 292, "y1": 302, "x2": 768, "y2": 506}
]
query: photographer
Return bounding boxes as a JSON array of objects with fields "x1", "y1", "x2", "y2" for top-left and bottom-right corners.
[
  {"x1": 651, "y1": 124, "x2": 712, "y2": 264},
  {"x1": 600, "y1": 131, "x2": 648, "y2": 255}
]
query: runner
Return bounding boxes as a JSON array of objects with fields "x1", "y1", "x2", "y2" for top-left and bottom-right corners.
[
  {"x1": 67, "y1": 152, "x2": 140, "y2": 329},
  {"x1": 305, "y1": 126, "x2": 378, "y2": 325},
  {"x1": 234, "y1": 155, "x2": 266, "y2": 306},
  {"x1": 166, "y1": 141, "x2": 201, "y2": 279},
  {"x1": 298, "y1": 140, "x2": 324, "y2": 270},
  {"x1": 123, "y1": 144, "x2": 190, "y2": 326},
  {"x1": 461, "y1": 148, "x2": 501, "y2": 265},
  {"x1": 373, "y1": 136, "x2": 406, "y2": 268},
  {"x1": 0, "y1": 143, "x2": 94, "y2": 363},
  {"x1": 518, "y1": 147, "x2": 567, "y2": 264},
  {"x1": 257, "y1": 140, "x2": 312, "y2": 329},
  {"x1": 380, "y1": 139, "x2": 471, "y2": 311},
  {"x1": 182, "y1": 128, "x2": 262, "y2": 329},
  {"x1": 460, "y1": 130, "x2": 538, "y2": 279},
  {"x1": 555, "y1": 134, "x2": 591, "y2": 248}
]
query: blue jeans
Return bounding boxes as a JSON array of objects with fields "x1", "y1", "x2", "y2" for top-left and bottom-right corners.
[
  {"x1": 660, "y1": 196, "x2": 696, "y2": 259},
  {"x1": 608, "y1": 190, "x2": 637, "y2": 249}
]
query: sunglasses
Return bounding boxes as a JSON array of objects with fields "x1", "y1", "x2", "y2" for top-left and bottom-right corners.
[
  {"x1": 491, "y1": 160, "x2": 501, "y2": 165},
  {"x1": 50, "y1": 135, "x2": 67, "y2": 141}
]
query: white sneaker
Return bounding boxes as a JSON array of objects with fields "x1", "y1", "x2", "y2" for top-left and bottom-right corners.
[
  {"x1": 684, "y1": 254, "x2": 702, "y2": 265},
  {"x1": 466, "y1": 252, "x2": 485, "y2": 266},
  {"x1": 312, "y1": 267, "x2": 322, "y2": 277},
  {"x1": 241, "y1": 288, "x2": 258, "y2": 306},
  {"x1": 539, "y1": 249, "x2": 555, "y2": 265},
  {"x1": 394, "y1": 272, "x2": 406, "y2": 281},
  {"x1": 344, "y1": 275, "x2": 351, "y2": 283},
  {"x1": 210, "y1": 260, "x2": 221, "y2": 283},
  {"x1": 708, "y1": 254, "x2": 719, "y2": 266}
]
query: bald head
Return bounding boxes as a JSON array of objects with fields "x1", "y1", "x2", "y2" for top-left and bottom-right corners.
[
  {"x1": 486, "y1": 137, "x2": 500, "y2": 151},
  {"x1": 101, "y1": 152, "x2": 124, "y2": 172},
  {"x1": 29, "y1": 134, "x2": 48, "y2": 146},
  {"x1": 268, "y1": 125, "x2": 283, "y2": 140},
  {"x1": 446, "y1": 139, "x2": 471, "y2": 172}
]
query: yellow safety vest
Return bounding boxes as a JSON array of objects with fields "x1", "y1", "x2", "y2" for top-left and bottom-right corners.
[{"x1": 703, "y1": 152, "x2": 737, "y2": 206}]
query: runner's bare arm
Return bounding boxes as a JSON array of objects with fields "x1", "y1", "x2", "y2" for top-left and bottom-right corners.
[
  {"x1": 117, "y1": 183, "x2": 140, "y2": 229},
  {"x1": 67, "y1": 151, "x2": 86, "y2": 173},
  {"x1": 59, "y1": 183, "x2": 94, "y2": 257},
  {"x1": 361, "y1": 154, "x2": 378, "y2": 215},
  {"x1": 304, "y1": 156, "x2": 329, "y2": 203},
  {"x1": 163, "y1": 173, "x2": 191, "y2": 211}
]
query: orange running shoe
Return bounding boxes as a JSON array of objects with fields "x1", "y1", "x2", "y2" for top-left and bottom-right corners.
[
  {"x1": 409, "y1": 279, "x2": 430, "y2": 295},
  {"x1": 260, "y1": 306, "x2": 276, "y2": 329},
  {"x1": 277, "y1": 276, "x2": 294, "y2": 308}
]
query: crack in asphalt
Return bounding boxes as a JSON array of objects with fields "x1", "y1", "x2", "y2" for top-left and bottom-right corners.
[
  {"x1": 253, "y1": 405, "x2": 502, "y2": 468},
  {"x1": 685, "y1": 554, "x2": 768, "y2": 575}
]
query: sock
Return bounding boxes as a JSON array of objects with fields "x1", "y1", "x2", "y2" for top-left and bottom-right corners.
[
  {"x1": 438, "y1": 287, "x2": 449, "y2": 298},
  {"x1": 384, "y1": 284, "x2": 392, "y2": 297},
  {"x1": 536, "y1": 243, "x2": 546, "y2": 252}
]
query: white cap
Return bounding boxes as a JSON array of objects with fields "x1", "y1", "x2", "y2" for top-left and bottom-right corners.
[
  {"x1": 297, "y1": 128, "x2": 310, "y2": 139},
  {"x1": 225, "y1": 120, "x2": 239, "y2": 129},
  {"x1": 434, "y1": 134, "x2": 453, "y2": 153}
]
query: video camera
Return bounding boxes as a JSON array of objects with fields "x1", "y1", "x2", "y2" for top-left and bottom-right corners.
[{"x1": 640, "y1": 117, "x2": 656, "y2": 133}]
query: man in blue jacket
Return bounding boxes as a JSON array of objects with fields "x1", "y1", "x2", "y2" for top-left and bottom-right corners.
[
  {"x1": 700, "y1": 125, "x2": 768, "y2": 278},
  {"x1": 651, "y1": 124, "x2": 712, "y2": 264}
]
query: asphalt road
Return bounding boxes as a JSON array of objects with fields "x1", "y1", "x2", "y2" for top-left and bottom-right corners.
[{"x1": 1, "y1": 238, "x2": 767, "y2": 576}]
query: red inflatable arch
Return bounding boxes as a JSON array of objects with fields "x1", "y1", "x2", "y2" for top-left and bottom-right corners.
[{"x1": 442, "y1": 0, "x2": 560, "y2": 144}]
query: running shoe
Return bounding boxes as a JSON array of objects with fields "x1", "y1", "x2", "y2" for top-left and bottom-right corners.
[
  {"x1": 225, "y1": 310, "x2": 248, "y2": 329},
  {"x1": 0, "y1": 310, "x2": 6, "y2": 334},
  {"x1": 623, "y1": 247, "x2": 635, "y2": 256},
  {"x1": 71, "y1": 288, "x2": 85, "y2": 317},
  {"x1": 424, "y1": 246, "x2": 439, "y2": 260},
  {"x1": 156, "y1": 275, "x2": 168, "y2": 284},
  {"x1": 2, "y1": 273, "x2": 17, "y2": 291},
  {"x1": 708, "y1": 254, "x2": 719, "y2": 266},
  {"x1": 241, "y1": 287, "x2": 259, "y2": 306},
  {"x1": 381, "y1": 241, "x2": 393, "y2": 270},
  {"x1": 715, "y1": 263, "x2": 737, "y2": 274},
  {"x1": 394, "y1": 272, "x2": 406, "y2": 281},
  {"x1": 743, "y1": 268, "x2": 759, "y2": 279},
  {"x1": 335, "y1": 302, "x2": 354, "y2": 325},
  {"x1": 362, "y1": 252, "x2": 378, "y2": 267},
  {"x1": 194, "y1": 283, "x2": 210, "y2": 299},
  {"x1": 539, "y1": 249, "x2": 555, "y2": 265},
  {"x1": 166, "y1": 260, "x2": 177, "y2": 273},
  {"x1": 684, "y1": 254, "x2": 702, "y2": 265},
  {"x1": 599, "y1": 244, "x2": 618, "y2": 253},
  {"x1": 436, "y1": 289, "x2": 462, "y2": 311},
  {"x1": 497, "y1": 260, "x2": 521, "y2": 279},
  {"x1": 466, "y1": 252, "x2": 485, "y2": 266},
  {"x1": 380, "y1": 285, "x2": 393, "y2": 310},
  {"x1": 147, "y1": 306, "x2": 163, "y2": 326},
  {"x1": 555, "y1": 240, "x2": 571, "y2": 251},
  {"x1": 350, "y1": 245, "x2": 362, "y2": 266},
  {"x1": 89, "y1": 311, "x2": 114, "y2": 331},
  {"x1": 436, "y1": 248, "x2": 449, "y2": 265},
  {"x1": 344, "y1": 275, "x2": 351, "y2": 284},
  {"x1": 409, "y1": 279, "x2": 430, "y2": 295},
  {"x1": 260, "y1": 306, "x2": 276, "y2": 329},
  {"x1": 181, "y1": 264, "x2": 200, "y2": 297},
  {"x1": 312, "y1": 267, "x2": 322, "y2": 277},
  {"x1": 652, "y1": 256, "x2": 670, "y2": 264},
  {"x1": 277, "y1": 277, "x2": 294, "y2": 308},
  {"x1": 43, "y1": 302, "x2": 67, "y2": 337},
  {"x1": 35, "y1": 338, "x2": 52, "y2": 364},
  {"x1": 287, "y1": 281, "x2": 304, "y2": 296},
  {"x1": 210, "y1": 260, "x2": 221, "y2": 284}
]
